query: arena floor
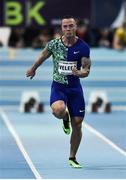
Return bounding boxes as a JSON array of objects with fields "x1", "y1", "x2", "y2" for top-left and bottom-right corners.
[{"x1": 0, "y1": 109, "x2": 126, "y2": 179}]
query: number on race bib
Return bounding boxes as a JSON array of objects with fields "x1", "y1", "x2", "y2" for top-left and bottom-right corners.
[{"x1": 58, "y1": 61, "x2": 77, "y2": 75}]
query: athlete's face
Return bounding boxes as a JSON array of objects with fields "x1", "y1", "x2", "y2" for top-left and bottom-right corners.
[{"x1": 61, "y1": 18, "x2": 77, "y2": 38}]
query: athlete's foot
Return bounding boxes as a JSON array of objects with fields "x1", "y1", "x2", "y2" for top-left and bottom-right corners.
[
  {"x1": 69, "y1": 157, "x2": 82, "y2": 168},
  {"x1": 62, "y1": 111, "x2": 71, "y2": 135}
]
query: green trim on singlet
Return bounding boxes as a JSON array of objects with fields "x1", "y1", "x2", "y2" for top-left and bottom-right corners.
[{"x1": 46, "y1": 38, "x2": 68, "y2": 84}]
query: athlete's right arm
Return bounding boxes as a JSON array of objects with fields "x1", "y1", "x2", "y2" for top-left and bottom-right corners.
[{"x1": 26, "y1": 47, "x2": 51, "y2": 79}]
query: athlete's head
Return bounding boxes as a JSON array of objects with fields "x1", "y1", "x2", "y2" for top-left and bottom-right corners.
[{"x1": 61, "y1": 15, "x2": 77, "y2": 38}]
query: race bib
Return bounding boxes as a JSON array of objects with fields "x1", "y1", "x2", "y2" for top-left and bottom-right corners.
[{"x1": 58, "y1": 61, "x2": 77, "y2": 75}]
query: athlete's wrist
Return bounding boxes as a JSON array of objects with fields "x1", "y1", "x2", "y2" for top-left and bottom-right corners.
[{"x1": 31, "y1": 66, "x2": 37, "y2": 72}]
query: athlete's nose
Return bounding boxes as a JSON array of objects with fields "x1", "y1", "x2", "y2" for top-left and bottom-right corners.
[{"x1": 66, "y1": 26, "x2": 70, "y2": 30}]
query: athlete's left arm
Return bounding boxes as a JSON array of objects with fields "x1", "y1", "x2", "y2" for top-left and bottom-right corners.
[{"x1": 72, "y1": 57, "x2": 91, "y2": 78}]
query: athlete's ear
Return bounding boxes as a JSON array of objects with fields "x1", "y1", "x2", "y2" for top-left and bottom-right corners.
[
  {"x1": 75, "y1": 24, "x2": 77, "y2": 30},
  {"x1": 74, "y1": 21, "x2": 77, "y2": 28}
]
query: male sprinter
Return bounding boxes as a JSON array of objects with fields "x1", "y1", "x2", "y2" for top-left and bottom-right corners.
[{"x1": 26, "y1": 15, "x2": 91, "y2": 168}]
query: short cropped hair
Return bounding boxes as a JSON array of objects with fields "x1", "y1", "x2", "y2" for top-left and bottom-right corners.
[
  {"x1": 62, "y1": 15, "x2": 75, "y2": 20},
  {"x1": 61, "y1": 15, "x2": 77, "y2": 23},
  {"x1": 61, "y1": 15, "x2": 77, "y2": 24}
]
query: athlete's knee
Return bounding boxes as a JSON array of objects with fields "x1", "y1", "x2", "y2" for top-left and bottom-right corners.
[
  {"x1": 75, "y1": 122, "x2": 82, "y2": 131},
  {"x1": 71, "y1": 118, "x2": 83, "y2": 130},
  {"x1": 52, "y1": 105, "x2": 66, "y2": 119}
]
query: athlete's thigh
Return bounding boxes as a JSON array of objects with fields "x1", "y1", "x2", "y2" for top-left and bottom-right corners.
[
  {"x1": 50, "y1": 85, "x2": 67, "y2": 107},
  {"x1": 67, "y1": 87, "x2": 85, "y2": 118}
]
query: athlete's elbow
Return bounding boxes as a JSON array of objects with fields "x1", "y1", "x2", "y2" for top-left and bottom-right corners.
[
  {"x1": 79, "y1": 72, "x2": 88, "y2": 78},
  {"x1": 82, "y1": 70, "x2": 90, "y2": 78},
  {"x1": 84, "y1": 72, "x2": 89, "y2": 78}
]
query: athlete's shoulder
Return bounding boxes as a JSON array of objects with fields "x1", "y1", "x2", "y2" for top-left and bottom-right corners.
[
  {"x1": 48, "y1": 37, "x2": 61, "y2": 45},
  {"x1": 46, "y1": 38, "x2": 61, "y2": 53},
  {"x1": 78, "y1": 38, "x2": 90, "y2": 49},
  {"x1": 77, "y1": 38, "x2": 90, "y2": 57}
]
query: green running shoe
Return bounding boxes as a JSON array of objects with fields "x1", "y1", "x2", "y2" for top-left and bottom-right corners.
[
  {"x1": 69, "y1": 157, "x2": 82, "y2": 168},
  {"x1": 62, "y1": 111, "x2": 71, "y2": 135}
]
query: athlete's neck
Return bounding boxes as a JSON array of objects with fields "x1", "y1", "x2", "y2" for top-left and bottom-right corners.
[{"x1": 62, "y1": 36, "x2": 78, "y2": 47}]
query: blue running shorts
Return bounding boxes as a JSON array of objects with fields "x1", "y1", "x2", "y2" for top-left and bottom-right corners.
[{"x1": 50, "y1": 81, "x2": 85, "y2": 118}]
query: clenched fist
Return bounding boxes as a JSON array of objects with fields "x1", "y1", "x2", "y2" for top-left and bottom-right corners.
[{"x1": 26, "y1": 69, "x2": 36, "y2": 79}]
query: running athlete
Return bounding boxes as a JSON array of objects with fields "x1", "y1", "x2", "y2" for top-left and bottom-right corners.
[{"x1": 26, "y1": 15, "x2": 91, "y2": 168}]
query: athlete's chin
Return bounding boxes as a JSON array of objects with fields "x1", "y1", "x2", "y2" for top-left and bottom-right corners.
[{"x1": 66, "y1": 34, "x2": 74, "y2": 38}]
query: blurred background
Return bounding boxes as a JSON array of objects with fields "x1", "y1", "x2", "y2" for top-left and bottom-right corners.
[
  {"x1": 0, "y1": 0, "x2": 126, "y2": 179},
  {"x1": 0, "y1": 0, "x2": 126, "y2": 112}
]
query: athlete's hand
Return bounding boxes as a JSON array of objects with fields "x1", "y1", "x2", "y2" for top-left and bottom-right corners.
[
  {"x1": 26, "y1": 68, "x2": 36, "y2": 79},
  {"x1": 72, "y1": 67, "x2": 81, "y2": 77}
]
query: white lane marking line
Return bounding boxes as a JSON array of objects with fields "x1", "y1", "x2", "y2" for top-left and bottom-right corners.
[
  {"x1": 84, "y1": 123, "x2": 126, "y2": 157},
  {"x1": 0, "y1": 109, "x2": 42, "y2": 179}
]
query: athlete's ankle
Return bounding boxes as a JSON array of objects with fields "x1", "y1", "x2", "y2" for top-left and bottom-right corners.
[
  {"x1": 63, "y1": 111, "x2": 69, "y2": 121},
  {"x1": 69, "y1": 157, "x2": 76, "y2": 160}
]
